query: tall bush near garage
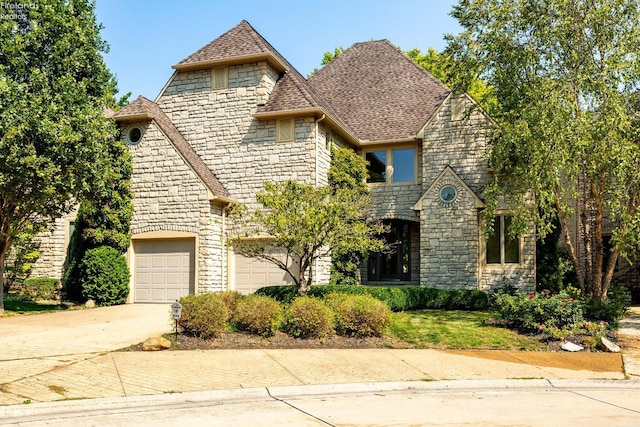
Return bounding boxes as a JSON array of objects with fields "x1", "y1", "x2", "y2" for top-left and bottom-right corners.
[
  {"x1": 64, "y1": 125, "x2": 133, "y2": 302},
  {"x1": 77, "y1": 246, "x2": 129, "y2": 306}
]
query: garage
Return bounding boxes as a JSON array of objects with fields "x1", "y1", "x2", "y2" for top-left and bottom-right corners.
[
  {"x1": 134, "y1": 239, "x2": 195, "y2": 303},
  {"x1": 234, "y1": 248, "x2": 297, "y2": 295}
]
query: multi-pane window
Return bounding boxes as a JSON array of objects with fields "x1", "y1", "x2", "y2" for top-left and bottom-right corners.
[
  {"x1": 486, "y1": 215, "x2": 520, "y2": 265},
  {"x1": 365, "y1": 148, "x2": 415, "y2": 184},
  {"x1": 368, "y1": 220, "x2": 411, "y2": 281}
]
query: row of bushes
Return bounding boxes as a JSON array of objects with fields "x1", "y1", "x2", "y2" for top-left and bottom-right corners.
[
  {"x1": 177, "y1": 291, "x2": 392, "y2": 340},
  {"x1": 16, "y1": 278, "x2": 61, "y2": 301},
  {"x1": 493, "y1": 284, "x2": 632, "y2": 334},
  {"x1": 254, "y1": 285, "x2": 489, "y2": 311}
]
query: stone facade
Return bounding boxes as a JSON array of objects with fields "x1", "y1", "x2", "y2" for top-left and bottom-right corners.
[
  {"x1": 28, "y1": 24, "x2": 536, "y2": 298},
  {"x1": 123, "y1": 120, "x2": 226, "y2": 293}
]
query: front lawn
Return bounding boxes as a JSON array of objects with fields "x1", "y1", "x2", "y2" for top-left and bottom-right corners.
[
  {"x1": 387, "y1": 310, "x2": 545, "y2": 350},
  {"x1": 2, "y1": 294, "x2": 63, "y2": 316}
]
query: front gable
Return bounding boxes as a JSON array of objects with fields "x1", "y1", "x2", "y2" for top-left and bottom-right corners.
[{"x1": 413, "y1": 166, "x2": 484, "y2": 211}]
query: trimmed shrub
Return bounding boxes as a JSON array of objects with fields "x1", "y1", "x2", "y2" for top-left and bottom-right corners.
[
  {"x1": 215, "y1": 290, "x2": 244, "y2": 317},
  {"x1": 178, "y1": 293, "x2": 228, "y2": 339},
  {"x1": 233, "y1": 295, "x2": 283, "y2": 336},
  {"x1": 493, "y1": 292, "x2": 584, "y2": 332},
  {"x1": 256, "y1": 285, "x2": 489, "y2": 311},
  {"x1": 584, "y1": 284, "x2": 632, "y2": 322},
  {"x1": 284, "y1": 296, "x2": 334, "y2": 339},
  {"x1": 20, "y1": 278, "x2": 61, "y2": 301},
  {"x1": 325, "y1": 293, "x2": 391, "y2": 337},
  {"x1": 78, "y1": 246, "x2": 129, "y2": 306}
]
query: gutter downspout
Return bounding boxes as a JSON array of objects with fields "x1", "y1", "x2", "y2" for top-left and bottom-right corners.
[{"x1": 222, "y1": 203, "x2": 234, "y2": 290}]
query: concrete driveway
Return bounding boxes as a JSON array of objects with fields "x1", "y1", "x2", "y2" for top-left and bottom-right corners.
[{"x1": 0, "y1": 304, "x2": 173, "y2": 360}]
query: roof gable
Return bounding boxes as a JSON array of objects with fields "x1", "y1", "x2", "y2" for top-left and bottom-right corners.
[
  {"x1": 174, "y1": 20, "x2": 287, "y2": 72},
  {"x1": 308, "y1": 40, "x2": 450, "y2": 142},
  {"x1": 113, "y1": 97, "x2": 232, "y2": 203},
  {"x1": 413, "y1": 166, "x2": 484, "y2": 211}
]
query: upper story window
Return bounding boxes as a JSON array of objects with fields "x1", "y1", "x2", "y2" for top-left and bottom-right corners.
[
  {"x1": 211, "y1": 66, "x2": 228, "y2": 90},
  {"x1": 277, "y1": 118, "x2": 294, "y2": 143},
  {"x1": 365, "y1": 147, "x2": 416, "y2": 184},
  {"x1": 486, "y1": 215, "x2": 521, "y2": 265}
]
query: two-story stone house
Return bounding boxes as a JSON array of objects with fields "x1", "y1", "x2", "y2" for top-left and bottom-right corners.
[{"x1": 31, "y1": 21, "x2": 535, "y2": 302}]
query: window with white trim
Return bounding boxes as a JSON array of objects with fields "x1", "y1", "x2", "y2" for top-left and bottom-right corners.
[
  {"x1": 212, "y1": 66, "x2": 228, "y2": 90},
  {"x1": 486, "y1": 215, "x2": 521, "y2": 265},
  {"x1": 364, "y1": 147, "x2": 416, "y2": 184},
  {"x1": 277, "y1": 119, "x2": 294, "y2": 143}
]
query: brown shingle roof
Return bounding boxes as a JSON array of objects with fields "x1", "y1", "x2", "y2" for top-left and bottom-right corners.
[
  {"x1": 174, "y1": 20, "x2": 287, "y2": 72},
  {"x1": 113, "y1": 96, "x2": 232, "y2": 202},
  {"x1": 308, "y1": 40, "x2": 451, "y2": 142}
]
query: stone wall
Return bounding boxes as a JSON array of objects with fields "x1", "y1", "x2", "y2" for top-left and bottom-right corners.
[
  {"x1": 29, "y1": 208, "x2": 77, "y2": 280},
  {"x1": 421, "y1": 94, "x2": 535, "y2": 291},
  {"x1": 157, "y1": 64, "x2": 330, "y2": 286},
  {"x1": 124, "y1": 121, "x2": 225, "y2": 293}
]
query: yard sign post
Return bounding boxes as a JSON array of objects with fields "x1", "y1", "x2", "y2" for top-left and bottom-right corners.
[{"x1": 171, "y1": 301, "x2": 182, "y2": 342}]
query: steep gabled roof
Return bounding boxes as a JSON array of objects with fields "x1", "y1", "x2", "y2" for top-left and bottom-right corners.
[
  {"x1": 308, "y1": 40, "x2": 451, "y2": 143},
  {"x1": 174, "y1": 20, "x2": 287, "y2": 72},
  {"x1": 113, "y1": 96, "x2": 232, "y2": 203}
]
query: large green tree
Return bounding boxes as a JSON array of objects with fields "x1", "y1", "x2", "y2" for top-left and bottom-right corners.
[
  {"x1": 446, "y1": 0, "x2": 640, "y2": 301},
  {"x1": 229, "y1": 147, "x2": 386, "y2": 296},
  {"x1": 0, "y1": 0, "x2": 117, "y2": 313}
]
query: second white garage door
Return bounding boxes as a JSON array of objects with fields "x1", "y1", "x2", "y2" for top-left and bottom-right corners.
[
  {"x1": 134, "y1": 239, "x2": 195, "y2": 303},
  {"x1": 234, "y1": 249, "x2": 297, "y2": 295}
]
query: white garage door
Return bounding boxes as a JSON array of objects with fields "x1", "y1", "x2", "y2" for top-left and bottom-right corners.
[
  {"x1": 134, "y1": 239, "x2": 195, "y2": 303},
  {"x1": 234, "y1": 248, "x2": 297, "y2": 295}
]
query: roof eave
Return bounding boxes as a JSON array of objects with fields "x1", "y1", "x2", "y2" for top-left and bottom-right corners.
[
  {"x1": 113, "y1": 113, "x2": 154, "y2": 122},
  {"x1": 173, "y1": 53, "x2": 288, "y2": 73}
]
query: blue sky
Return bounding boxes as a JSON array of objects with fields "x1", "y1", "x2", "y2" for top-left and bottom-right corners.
[{"x1": 95, "y1": 0, "x2": 461, "y2": 100}]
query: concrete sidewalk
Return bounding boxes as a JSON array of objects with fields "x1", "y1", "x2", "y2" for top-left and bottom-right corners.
[{"x1": 0, "y1": 304, "x2": 637, "y2": 407}]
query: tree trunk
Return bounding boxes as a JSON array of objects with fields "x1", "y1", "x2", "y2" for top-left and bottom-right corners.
[
  {"x1": 556, "y1": 193, "x2": 584, "y2": 292},
  {"x1": 592, "y1": 186, "x2": 605, "y2": 301},
  {"x1": 0, "y1": 246, "x2": 6, "y2": 315},
  {"x1": 601, "y1": 247, "x2": 620, "y2": 301}
]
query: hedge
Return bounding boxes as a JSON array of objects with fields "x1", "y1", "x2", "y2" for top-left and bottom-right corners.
[
  {"x1": 21, "y1": 278, "x2": 61, "y2": 301},
  {"x1": 255, "y1": 285, "x2": 488, "y2": 311}
]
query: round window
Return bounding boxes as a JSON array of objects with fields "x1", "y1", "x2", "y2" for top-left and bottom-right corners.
[
  {"x1": 440, "y1": 185, "x2": 457, "y2": 203},
  {"x1": 127, "y1": 127, "x2": 142, "y2": 145}
]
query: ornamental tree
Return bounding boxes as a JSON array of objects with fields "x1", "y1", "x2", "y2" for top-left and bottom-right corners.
[
  {"x1": 229, "y1": 148, "x2": 386, "y2": 296},
  {"x1": 446, "y1": 0, "x2": 640, "y2": 301},
  {"x1": 0, "y1": 0, "x2": 118, "y2": 313}
]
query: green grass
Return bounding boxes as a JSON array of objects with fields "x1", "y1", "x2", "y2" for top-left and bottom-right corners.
[
  {"x1": 387, "y1": 310, "x2": 544, "y2": 350},
  {"x1": 2, "y1": 294, "x2": 63, "y2": 315}
]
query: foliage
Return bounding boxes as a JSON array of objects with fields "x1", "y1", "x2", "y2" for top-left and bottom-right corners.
[
  {"x1": 77, "y1": 246, "x2": 129, "y2": 306},
  {"x1": 2, "y1": 293, "x2": 62, "y2": 315},
  {"x1": 256, "y1": 285, "x2": 489, "y2": 311},
  {"x1": 446, "y1": 0, "x2": 640, "y2": 301},
  {"x1": 19, "y1": 278, "x2": 61, "y2": 301},
  {"x1": 283, "y1": 296, "x2": 334, "y2": 339},
  {"x1": 405, "y1": 47, "x2": 498, "y2": 114},
  {"x1": 328, "y1": 146, "x2": 372, "y2": 285},
  {"x1": 493, "y1": 292, "x2": 584, "y2": 332},
  {"x1": 177, "y1": 293, "x2": 229, "y2": 339},
  {"x1": 324, "y1": 293, "x2": 391, "y2": 337},
  {"x1": 584, "y1": 283, "x2": 631, "y2": 322},
  {"x1": 228, "y1": 155, "x2": 385, "y2": 296},
  {"x1": 2, "y1": 227, "x2": 40, "y2": 293},
  {"x1": 535, "y1": 211, "x2": 575, "y2": 293},
  {"x1": 232, "y1": 295, "x2": 283, "y2": 336},
  {"x1": 215, "y1": 290, "x2": 244, "y2": 318},
  {"x1": 309, "y1": 47, "x2": 345, "y2": 76},
  {"x1": 64, "y1": 134, "x2": 133, "y2": 301},
  {"x1": 0, "y1": 0, "x2": 119, "y2": 313}
]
